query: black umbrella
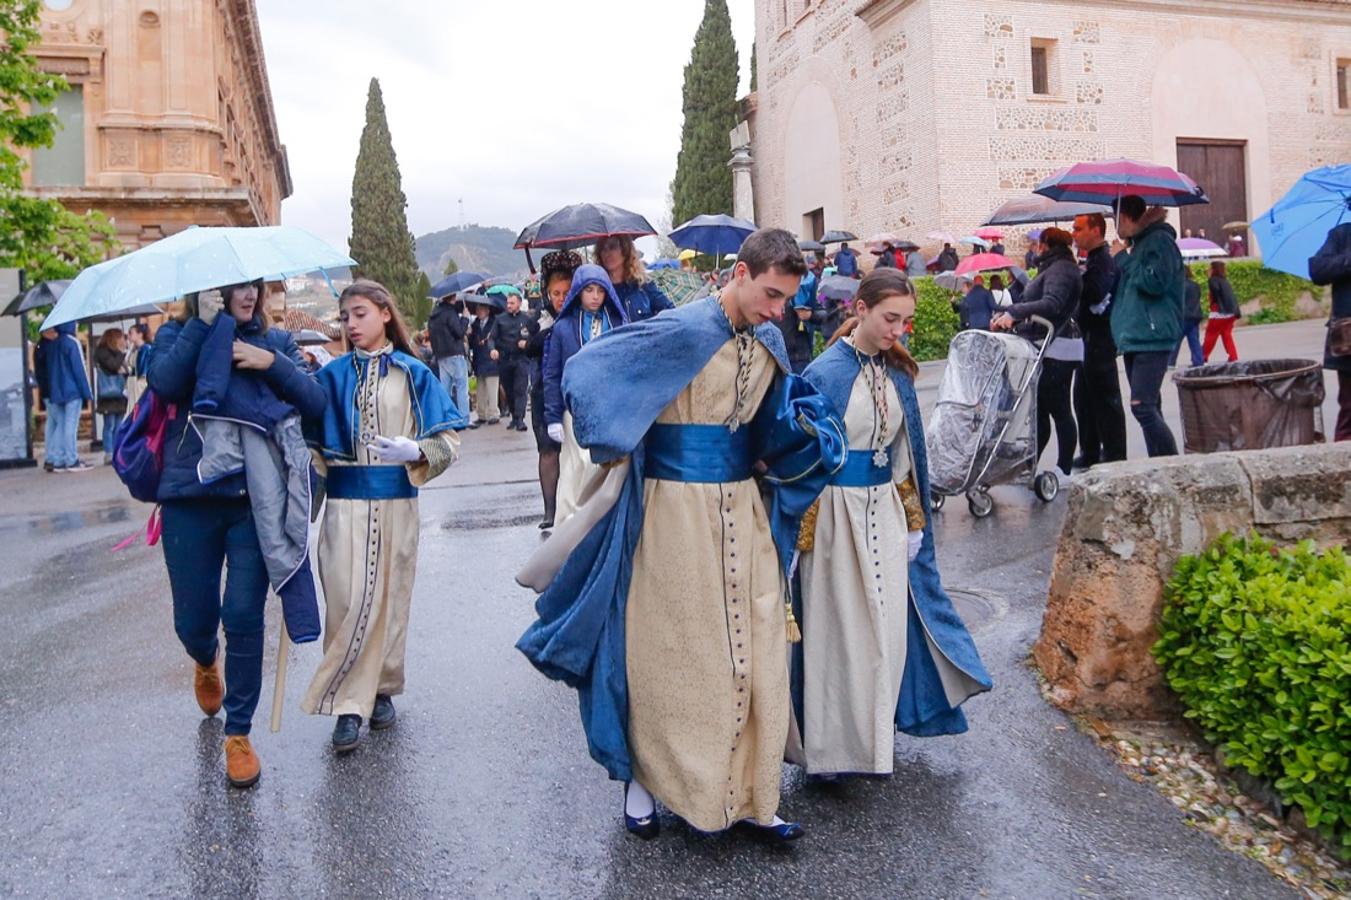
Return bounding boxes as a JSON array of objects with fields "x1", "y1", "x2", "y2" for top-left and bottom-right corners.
[
  {"x1": 515, "y1": 202, "x2": 656, "y2": 251},
  {"x1": 429, "y1": 271, "x2": 488, "y2": 298},
  {"x1": 291, "y1": 328, "x2": 334, "y2": 346},
  {"x1": 3, "y1": 279, "x2": 71, "y2": 316},
  {"x1": 799, "y1": 239, "x2": 826, "y2": 253},
  {"x1": 820, "y1": 230, "x2": 858, "y2": 244},
  {"x1": 464, "y1": 293, "x2": 506, "y2": 312}
]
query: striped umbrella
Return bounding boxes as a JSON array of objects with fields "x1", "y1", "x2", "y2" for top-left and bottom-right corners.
[{"x1": 1034, "y1": 159, "x2": 1209, "y2": 207}]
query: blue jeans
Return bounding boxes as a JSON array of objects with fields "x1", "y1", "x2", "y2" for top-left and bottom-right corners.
[
  {"x1": 102, "y1": 412, "x2": 123, "y2": 461},
  {"x1": 44, "y1": 399, "x2": 82, "y2": 467},
  {"x1": 160, "y1": 499, "x2": 269, "y2": 736},
  {"x1": 438, "y1": 356, "x2": 470, "y2": 421},
  {"x1": 1172, "y1": 320, "x2": 1203, "y2": 368}
]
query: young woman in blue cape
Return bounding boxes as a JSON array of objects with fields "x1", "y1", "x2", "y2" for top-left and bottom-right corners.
[
  {"x1": 516, "y1": 229, "x2": 848, "y2": 843},
  {"x1": 789, "y1": 269, "x2": 992, "y2": 779},
  {"x1": 541, "y1": 263, "x2": 627, "y2": 524},
  {"x1": 302, "y1": 280, "x2": 465, "y2": 753}
]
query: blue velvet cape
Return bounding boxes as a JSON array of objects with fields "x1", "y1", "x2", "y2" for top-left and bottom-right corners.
[
  {"x1": 305, "y1": 349, "x2": 468, "y2": 460},
  {"x1": 516, "y1": 298, "x2": 847, "y2": 781},
  {"x1": 800, "y1": 339, "x2": 993, "y2": 737}
]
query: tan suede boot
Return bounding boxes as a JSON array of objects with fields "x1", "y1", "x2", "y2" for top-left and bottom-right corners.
[
  {"x1": 224, "y1": 736, "x2": 260, "y2": 789},
  {"x1": 194, "y1": 658, "x2": 223, "y2": 716}
]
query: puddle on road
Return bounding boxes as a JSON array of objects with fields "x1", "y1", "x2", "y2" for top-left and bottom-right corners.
[
  {"x1": 945, "y1": 587, "x2": 1004, "y2": 631},
  {"x1": 4, "y1": 502, "x2": 134, "y2": 535},
  {"x1": 440, "y1": 509, "x2": 543, "y2": 531}
]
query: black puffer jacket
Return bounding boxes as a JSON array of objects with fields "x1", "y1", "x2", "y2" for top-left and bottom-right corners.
[
  {"x1": 1009, "y1": 244, "x2": 1082, "y2": 341},
  {"x1": 1309, "y1": 221, "x2": 1351, "y2": 373}
]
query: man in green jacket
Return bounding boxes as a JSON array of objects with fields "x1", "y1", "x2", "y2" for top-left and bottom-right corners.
[{"x1": 1111, "y1": 195, "x2": 1183, "y2": 457}]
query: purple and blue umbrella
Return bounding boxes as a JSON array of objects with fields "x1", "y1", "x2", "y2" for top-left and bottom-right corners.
[
  {"x1": 668, "y1": 214, "x2": 757, "y2": 256},
  {"x1": 1249, "y1": 164, "x2": 1351, "y2": 279},
  {"x1": 1034, "y1": 159, "x2": 1209, "y2": 207},
  {"x1": 1177, "y1": 237, "x2": 1226, "y2": 259}
]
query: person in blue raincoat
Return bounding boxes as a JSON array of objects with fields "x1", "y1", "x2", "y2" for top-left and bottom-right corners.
[
  {"x1": 790, "y1": 268, "x2": 991, "y2": 778},
  {"x1": 542, "y1": 264, "x2": 628, "y2": 524},
  {"x1": 595, "y1": 235, "x2": 673, "y2": 323}
]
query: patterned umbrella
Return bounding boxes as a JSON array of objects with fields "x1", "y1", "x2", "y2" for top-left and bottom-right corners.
[
  {"x1": 1034, "y1": 159, "x2": 1209, "y2": 207},
  {"x1": 648, "y1": 269, "x2": 713, "y2": 307}
]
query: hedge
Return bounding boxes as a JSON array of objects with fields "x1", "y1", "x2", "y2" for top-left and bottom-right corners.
[{"x1": 1153, "y1": 534, "x2": 1351, "y2": 855}]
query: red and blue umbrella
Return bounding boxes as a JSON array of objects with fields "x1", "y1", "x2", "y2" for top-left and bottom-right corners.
[{"x1": 1034, "y1": 159, "x2": 1209, "y2": 207}]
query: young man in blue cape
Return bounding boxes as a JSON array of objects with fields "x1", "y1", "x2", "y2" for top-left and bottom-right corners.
[{"x1": 516, "y1": 229, "x2": 848, "y2": 843}]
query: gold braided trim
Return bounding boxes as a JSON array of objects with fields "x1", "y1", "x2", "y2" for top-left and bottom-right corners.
[
  {"x1": 898, "y1": 476, "x2": 927, "y2": 533},
  {"x1": 797, "y1": 498, "x2": 821, "y2": 552}
]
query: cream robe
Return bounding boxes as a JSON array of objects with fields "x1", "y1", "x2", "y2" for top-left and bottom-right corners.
[
  {"x1": 794, "y1": 371, "x2": 912, "y2": 775},
  {"x1": 626, "y1": 339, "x2": 788, "y2": 832},
  {"x1": 302, "y1": 355, "x2": 458, "y2": 719}
]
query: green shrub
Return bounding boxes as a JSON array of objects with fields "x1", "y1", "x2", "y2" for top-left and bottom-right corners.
[
  {"x1": 1153, "y1": 534, "x2": 1351, "y2": 854},
  {"x1": 909, "y1": 276, "x2": 960, "y2": 362},
  {"x1": 1189, "y1": 261, "x2": 1319, "y2": 323}
]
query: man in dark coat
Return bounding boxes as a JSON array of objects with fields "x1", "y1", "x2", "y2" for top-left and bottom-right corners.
[
  {"x1": 833, "y1": 243, "x2": 859, "y2": 277},
  {"x1": 937, "y1": 243, "x2": 960, "y2": 272},
  {"x1": 1071, "y1": 212, "x2": 1127, "y2": 468},
  {"x1": 957, "y1": 276, "x2": 998, "y2": 331},
  {"x1": 1309, "y1": 221, "x2": 1351, "y2": 441},
  {"x1": 426, "y1": 293, "x2": 470, "y2": 420},
  {"x1": 489, "y1": 289, "x2": 538, "y2": 432}
]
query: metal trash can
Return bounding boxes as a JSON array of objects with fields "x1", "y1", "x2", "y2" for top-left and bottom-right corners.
[{"x1": 1173, "y1": 359, "x2": 1326, "y2": 453}]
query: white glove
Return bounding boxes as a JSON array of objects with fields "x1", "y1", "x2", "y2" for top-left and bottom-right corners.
[
  {"x1": 197, "y1": 289, "x2": 224, "y2": 326},
  {"x1": 907, "y1": 530, "x2": 924, "y2": 562},
  {"x1": 367, "y1": 435, "x2": 422, "y2": 464},
  {"x1": 547, "y1": 423, "x2": 565, "y2": 444}
]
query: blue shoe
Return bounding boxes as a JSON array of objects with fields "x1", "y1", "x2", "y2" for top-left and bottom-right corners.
[
  {"x1": 623, "y1": 784, "x2": 660, "y2": 840},
  {"x1": 369, "y1": 694, "x2": 396, "y2": 730},
  {"x1": 740, "y1": 819, "x2": 805, "y2": 843},
  {"x1": 331, "y1": 714, "x2": 361, "y2": 753}
]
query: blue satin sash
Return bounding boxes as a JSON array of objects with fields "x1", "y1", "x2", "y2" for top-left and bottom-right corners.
[
  {"x1": 829, "y1": 448, "x2": 894, "y2": 487},
  {"x1": 644, "y1": 423, "x2": 753, "y2": 483},
  {"x1": 326, "y1": 464, "x2": 417, "y2": 500}
]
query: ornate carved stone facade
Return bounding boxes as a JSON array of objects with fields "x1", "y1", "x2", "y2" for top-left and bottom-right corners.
[
  {"x1": 749, "y1": 0, "x2": 1351, "y2": 250},
  {"x1": 26, "y1": 0, "x2": 291, "y2": 249}
]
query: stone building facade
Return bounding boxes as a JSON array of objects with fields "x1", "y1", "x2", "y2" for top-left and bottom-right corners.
[
  {"x1": 25, "y1": 0, "x2": 291, "y2": 249},
  {"x1": 749, "y1": 0, "x2": 1351, "y2": 249}
]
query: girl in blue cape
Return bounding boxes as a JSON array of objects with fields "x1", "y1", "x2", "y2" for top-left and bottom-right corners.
[
  {"x1": 541, "y1": 264, "x2": 627, "y2": 524},
  {"x1": 302, "y1": 280, "x2": 465, "y2": 752},
  {"x1": 517, "y1": 229, "x2": 848, "y2": 843},
  {"x1": 789, "y1": 268, "x2": 991, "y2": 778}
]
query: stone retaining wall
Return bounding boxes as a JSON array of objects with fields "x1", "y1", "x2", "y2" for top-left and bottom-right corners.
[{"x1": 1033, "y1": 441, "x2": 1351, "y2": 720}]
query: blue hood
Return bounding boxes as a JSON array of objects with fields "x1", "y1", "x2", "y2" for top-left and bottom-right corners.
[
  {"x1": 46, "y1": 321, "x2": 91, "y2": 404},
  {"x1": 560, "y1": 264, "x2": 628, "y2": 324}
]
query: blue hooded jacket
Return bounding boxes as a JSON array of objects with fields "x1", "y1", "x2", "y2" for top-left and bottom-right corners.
[
  {"x1": 614, "y1": 280, "x2": 673, "y2": 323},
  {"x1": 44, "y1": 322, "x2": 92, "y2": 405},
  {"x1": 542, "y1": 264, "x2": 628, "y2": 427}
]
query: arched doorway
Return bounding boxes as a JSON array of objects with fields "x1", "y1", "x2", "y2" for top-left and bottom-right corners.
[{"x1": 782, "y1": 83, "x2": 844, "y2": 240}]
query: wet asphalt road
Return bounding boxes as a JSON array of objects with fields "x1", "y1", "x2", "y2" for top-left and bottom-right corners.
[{"x1": 1, "y1": 322, "x2": 1324, "y2": 899}]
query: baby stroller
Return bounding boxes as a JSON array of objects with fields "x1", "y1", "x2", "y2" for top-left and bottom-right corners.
[{"x1": 925, "y1": 316, "x2": 1060, "y2": 517}]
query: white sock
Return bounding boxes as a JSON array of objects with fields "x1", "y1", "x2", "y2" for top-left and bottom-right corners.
[
  {"x1": 625, "y1": 780, "x2": 656, "y2": 819},
  {"x1": 770, "y1": 815, "x2": 787, "y2": 827}
]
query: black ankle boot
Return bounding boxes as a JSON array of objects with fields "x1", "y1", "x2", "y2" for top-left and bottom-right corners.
[
  {"x1": 370, "y1": 694, "x2": 396, "y2": 730},
  {"x1": 332, "y1": 714, "x2": 361, "y2": 752}
]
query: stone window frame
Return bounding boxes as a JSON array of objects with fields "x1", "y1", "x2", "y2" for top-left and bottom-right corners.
[
  {"x1": 1023, "y1": 28, "x2": 1070, "y2": 104},
  {"x1": 1332, "y1": 50, "x2": 1351, "y2": 116}
]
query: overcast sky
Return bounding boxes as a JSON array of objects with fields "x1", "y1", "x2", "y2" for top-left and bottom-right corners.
[{"x1": 256, "y1": 0, "x2": 756, "y2": 254}]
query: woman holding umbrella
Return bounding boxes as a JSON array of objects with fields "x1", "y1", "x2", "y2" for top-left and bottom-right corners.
[
  {"x1": 524, "y1": 250, "x2": 582, "y2": 529},
  {"x1": 596, "y1": 235, "x2": 673, "y2": 323},
  {"x1": 148, "y1": 280, "x2": 326, "y2": 788}
]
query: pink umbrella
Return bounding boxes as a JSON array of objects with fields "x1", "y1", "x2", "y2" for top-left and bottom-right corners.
[
  {"x1": 955, "y1": 253, "x2": 1016, "y2": 276},
  {"x1": 1177, "y1": 237, "x2": 1226, "y2": 259},
  {"x1": 927, "y1": 230, "x2": 957, "y2": 244},
  {"x1": 973, "y1": 226, "x2": 1004, "y2": 241},
  {"x1": 865, "y1": 231, "x2": 900, "y2": 250}
]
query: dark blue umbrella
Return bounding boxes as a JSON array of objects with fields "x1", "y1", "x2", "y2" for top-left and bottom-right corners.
[
  {"x1": 429, "y1": 271, "x2": 488, "y2": 298},
  {"x1": 514, "y1": 202, "x2": 656, "y2": 251},
  {"x1": 649, "y1": 259, "x2": 681, "y2": 270},
  {"x1": 3, "y1": 279, "x2": 71, "y2": 316},
  {"x1": 821, "y1": 230, "x2": 858, "y2": 244},
  {"x1": 668, "y1": 214, "x2": 757, "y2": 256}
]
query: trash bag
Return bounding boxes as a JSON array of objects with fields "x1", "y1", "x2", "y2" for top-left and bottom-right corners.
[{"x1": 1173, "y1": 359, "x2": 1325, "y2": 453}]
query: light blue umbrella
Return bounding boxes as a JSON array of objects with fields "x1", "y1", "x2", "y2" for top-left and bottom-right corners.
[
  {"x1": 669, "y1": 214, "x2": 757, "y2": 256},
  {"x1": 1249, "y1": 164, "x2": 1351, "y2": 279},
  {"x1": 41, "y1": 225, "x2": 356, "y2": 330}
]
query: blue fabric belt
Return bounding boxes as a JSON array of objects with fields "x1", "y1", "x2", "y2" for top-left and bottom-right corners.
[
  {"x1": 645, "y1": 423, "x2": 753, "y2": 483},
  {"x1": 829, "y1": 448, "x2": 894, "y2": 487},
  {"x1": 326, "y1": 464, "x2": 417, "y2": 500}
]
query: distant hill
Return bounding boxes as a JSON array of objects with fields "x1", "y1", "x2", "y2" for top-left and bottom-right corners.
[{"x1": 414, "y1": 224, "x2": 533, "y2": 280}]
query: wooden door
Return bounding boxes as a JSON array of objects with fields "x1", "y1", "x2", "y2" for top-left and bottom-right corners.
[{"x1": 1177, "y1": 141, "x2": 1247, "y2": 242}]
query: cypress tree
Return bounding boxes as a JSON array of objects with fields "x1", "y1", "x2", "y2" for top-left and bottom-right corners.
[
  {"x1": 348, "y1": 78, "x2": 424, "y2": 326},
  {"x1": 671, "y1": 0, "x2": 738, "y2": 225}
]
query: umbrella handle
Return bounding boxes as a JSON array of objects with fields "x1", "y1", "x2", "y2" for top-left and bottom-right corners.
[
  {"x1": 270, "y1": 621, "x2": 290, "y2": 733},
  {"x1": 524, "y1": 247, "x2": 536, "y2": 275}
]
